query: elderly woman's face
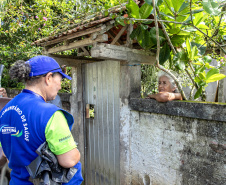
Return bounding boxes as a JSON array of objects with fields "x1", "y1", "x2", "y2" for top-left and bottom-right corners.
[{"x1": 158, "y1": 75, "x2": 175, "y2": 93}]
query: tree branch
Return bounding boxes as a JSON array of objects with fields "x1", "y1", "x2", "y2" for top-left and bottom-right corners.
[
  {"x1": 152, "y1": 0, "x2": 187, "y2": 100},
  {"x1": 124, "y1": 17, "x2": 226, "y2": 54},
  {"x1": 190, "y1": 25, "x2": 226, "y2": 54},
  {"x1": 156, "y1": 7, "x2": 177, "y2": 55},
  {"x1": 125, "y1": 18, "x2": 190, "y2": 25},
  {"x1": 190, "y1": 0, "x2": 193, "y2": 25}
]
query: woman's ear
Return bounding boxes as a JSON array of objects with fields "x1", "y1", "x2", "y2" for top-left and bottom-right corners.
[{"x1": 44, "y1": 72, "x2": 53, "y2": 85}]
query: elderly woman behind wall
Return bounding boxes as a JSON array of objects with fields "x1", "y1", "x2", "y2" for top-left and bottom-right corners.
[{"x1": 146, "y1": 71, "x2": 182, "y2": 102}]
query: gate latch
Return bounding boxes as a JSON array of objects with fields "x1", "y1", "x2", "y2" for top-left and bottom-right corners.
[{"x1": 86, "y1": 104, "x2": 95, "y2": 119}]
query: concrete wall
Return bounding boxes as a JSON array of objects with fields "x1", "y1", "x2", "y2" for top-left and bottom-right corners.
[{"x1": 121, "y1": 99, "x2": 226, "y2": 185}]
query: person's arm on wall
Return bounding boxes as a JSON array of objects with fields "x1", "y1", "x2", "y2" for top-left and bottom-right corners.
[{"x1": 146, "y1": 92, "x2": 182, "y2": 102}]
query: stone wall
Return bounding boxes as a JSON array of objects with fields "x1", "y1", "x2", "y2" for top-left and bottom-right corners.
[
  {"x1": 6, "y1": 88, "x2": 71, "y2": 112},
  {"x1": 120, "y1": 98, "x2": 226, "y2": 185}
]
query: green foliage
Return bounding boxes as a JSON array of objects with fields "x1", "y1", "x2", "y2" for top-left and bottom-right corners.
[
  {"x1": 159, "y1": 43, "x2": 170, "y2": 65},
  {"x1": 139, "y1": 3, "x2": 153, "y2": 19},
  {"x1": 202, "y1": 0, "x2": 221, "y2": 16},
  {"x1": 124, "y1": 0, "x2": 226, "y2": 101},
  {"x1": 141, "y1": 64, "x2": 159, "y2": 97},
  {"x1": 0, "y1": 0, "x2": 127, "y2": 90}
]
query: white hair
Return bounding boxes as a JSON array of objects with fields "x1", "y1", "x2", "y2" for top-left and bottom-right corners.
[{"x1": 158, "y1": 71, "x2": 179, "y2": 93}]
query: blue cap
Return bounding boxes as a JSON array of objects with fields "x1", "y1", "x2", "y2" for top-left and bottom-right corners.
[{"x1": 26, "y1": 55, "x2": 72, "y2": 80}]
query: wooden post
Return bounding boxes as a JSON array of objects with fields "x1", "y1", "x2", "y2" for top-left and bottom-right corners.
[{"x1": 70, "y1": 65, "x2": 85, "y2": 172}]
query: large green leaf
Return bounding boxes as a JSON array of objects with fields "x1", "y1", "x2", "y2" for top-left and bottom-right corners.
[
  {"x1": 137, "y1": 26, "x2": 154, "y2": 49},
  {"x1": 199, "y1": 72, "x2": 206, "y2": 80},
  {"x1": 178, "y1": 2, "x2": 189, "y2": 15},
  {"x1": 115, "y1": 17, "x2": 126, "y2": 26},
  {"x1": 195, "y1": 65, "x2": 206, "y2": 74},
  {"x1": 177, "y1": 30, "x2": 191, "y2": 36},
  {"x1": 184, "y1": 27, "x2": 197, "y2": 32},
  {"x1": 159, "y1": 12, "x2": 174, "y2": 20},
  {"x1": 139, "y1": 3, "x2": 153, "y2": 19},
  {"x1": 168, "y1": 28, "x2": 181, "y2": 34},
  {"x1": 184, "y1": 9, "x2": 204, "y2": 15},
  {"x1": 202, "y1": 0, "x2": 220, "y2": 16},
  {"x1": 169, "y1": 0, "x2": 184, "y2": 13},
  {"x1": 173, "y1": 51, "x2": 189, "y2": 70},
  {"x1": 140, "y1": 24, "x2": 149, "y2": 30},
  {"x1": 159, "y1": 43, "x2": 170, "y2": 65},
  {"x1": 206, "y1": 74, "x2": 226, "y2": 83},
  {"x1": 194, "y1": 86, "x2": 203, "y2": 99},
  {"x1": 191, "y1": 45, "x2": 198, "y2": 61},
  {"x1": 203, "y1": 55, "x2": 212, "y2": 63},
  {"x1": 171, "y1": 35, "x2": 188, "y2": 47},
  {"x1": 149, "y1": 27, "x2": 166, "y2": 45},
  {"x1": 142, "y1": 30, "x2": 153, "y2": 49},
  {"x1": 205, "y1": 63, "x2": 215, "y2": 69},
  {"x1": 126, "y1": 0, "x2": 140, "y2": 18},
  {"x1": 206, "y1": 68, "x2": 219, "y2": 80},
  {"x1": 197, "y1": 24, "x2": 209, "y2": 30},
  {"x1": 191, "y1": 42, "x2": 206, "y2": 55},
  {"x1": 176, "y1": 14, "x2": 190, "y2": 23},
  {"x1": 193, "y1": 12, "x2": 203, "y2": 26},
  {"x1": 194, "y1": 76, "x2": 201, "y2": 83},
  {"x1": 130, "y1": 25, "x2": 141, "y2": 40},
  {"x1": 186, "y1": 39, "x2": 192, "y2": 58}
]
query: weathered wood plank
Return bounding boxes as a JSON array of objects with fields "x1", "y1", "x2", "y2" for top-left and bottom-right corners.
[
  {"x1": 45, "y1": 34, "x2": 108, "y2": 54},
  {"x1": 107, "y1": 30, "x2": 123, "y2": 45},
  {"x1": 48, "y1": 54, "x2": 103, "y2": 67},
  {"x1": 111, "y1": 25, "x2": 128, "y2": 45},
  {"x1": 91, "y1": 43, "x2": 155, "y2": 64},
  {"x1": 125, "y1": 24, "x2": 133, "y2": 48},
  {"x1": 40, "y1": 26, "x2": 103, "y2": 46},
  {"x1": 77, "y1": 47, "x2": 90, "y2": 56}
]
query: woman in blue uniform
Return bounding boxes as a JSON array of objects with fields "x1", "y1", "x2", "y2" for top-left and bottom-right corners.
[{"x1": 0, "y1": 56, "x2": 83, "y2": 184}]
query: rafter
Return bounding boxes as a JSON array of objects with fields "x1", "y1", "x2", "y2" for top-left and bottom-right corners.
[{"x1": 110, "y1": 25, "x2": 128, "y2": 45}]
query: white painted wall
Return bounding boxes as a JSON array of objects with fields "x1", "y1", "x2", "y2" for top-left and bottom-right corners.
[{"x1": 120, "y1": 108, "x2": 225, "y2": 185}]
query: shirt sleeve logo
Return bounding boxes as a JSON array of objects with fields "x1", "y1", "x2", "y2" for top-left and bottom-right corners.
[{"x1": 0, "y1": 125, "x2": 23, "y2": 137}]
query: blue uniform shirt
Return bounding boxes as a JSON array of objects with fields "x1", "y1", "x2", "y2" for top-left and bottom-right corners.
[{"x1": 0, "y1": 89, "x2": 83, "y2": 184}]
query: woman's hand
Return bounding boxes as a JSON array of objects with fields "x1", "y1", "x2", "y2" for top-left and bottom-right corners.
[{"x1": 146, "y1": 92, "x2": 182, "y2": 102}]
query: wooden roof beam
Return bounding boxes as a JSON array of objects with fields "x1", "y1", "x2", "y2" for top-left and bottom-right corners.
[
  {"x1": 40, "y1": 26, "x2": 103, "y2": 47},
  {"x1": 77, "y1": 47, "x2": 90, "y2": 57},
  {"x1": 39, "y1": 22, "x2": 115, "y2": 47},
  {"x1": 47, "y1": 54, "x2": 103, "y2": 67},
  {"x1": 111, "y1": 25, "x2": 128, "y2": 45},
  {"x1": 91, "y1": 43, "x2": 155, "y2": 64},
  {"x1": 107, "y1": 30, "x2": 123, "y2": 45}
]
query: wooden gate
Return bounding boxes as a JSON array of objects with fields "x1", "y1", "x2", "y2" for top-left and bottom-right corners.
[{"x1": 83, "y1": 61, "x2": 120, "y2": 185}]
